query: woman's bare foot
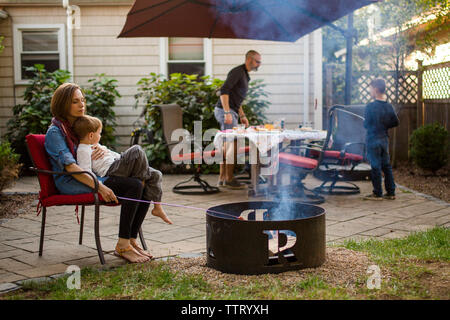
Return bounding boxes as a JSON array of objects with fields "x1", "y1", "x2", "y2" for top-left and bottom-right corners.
[
  {"x1": 115, "y1": 239, "x2": 149, "y2": 263},
  {"x1": 151, "y1": 204, "x2": 173, "y2": 224},
  {"x1": 130, "y1": 239, "x2": 153, "y2": 259}
]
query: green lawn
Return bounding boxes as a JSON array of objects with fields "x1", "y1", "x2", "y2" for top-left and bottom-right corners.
[{"x1": 2, "y1": 227, "x2": 448, "y2": 300}]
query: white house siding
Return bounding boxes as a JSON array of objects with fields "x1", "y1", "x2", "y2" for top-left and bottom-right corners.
[
  {"x1": 0, "y1": 2, "x2": 323, "y2": 151},
  {"x1": 0, "y1": 6, "x2": 69, "y2": 137},
  {"x1": 73, "y1": 5, "x2": 159, "y2": 147}
]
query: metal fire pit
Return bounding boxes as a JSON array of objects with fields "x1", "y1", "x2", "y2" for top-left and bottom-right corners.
[{"x1": 206, "y1": 201, "x2": 325, "y2": 275}]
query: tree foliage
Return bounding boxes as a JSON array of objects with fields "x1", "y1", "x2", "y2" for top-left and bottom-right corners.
[
  {"x1": 4, "y1": 65, "x2": 120, "y2": 170},
  {"x1": 323, "y1": 0, "x2": 449, "y2": 73}
]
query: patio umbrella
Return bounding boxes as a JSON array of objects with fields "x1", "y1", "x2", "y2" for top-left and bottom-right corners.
[{"x1": 118, "y1": 0, "x2": 378, "y2": 42}]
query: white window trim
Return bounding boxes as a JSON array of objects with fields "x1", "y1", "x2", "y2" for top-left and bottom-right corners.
[
  {"x1": 13, "y1": 24, "x2": 66, "y2": 85},
  {"x1": 159, "y1": 37, "x2": 212, "y2": 78}
]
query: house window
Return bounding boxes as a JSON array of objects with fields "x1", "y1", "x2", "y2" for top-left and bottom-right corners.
[
  {"x1": 13, "y1": 24, "x2": 66, "y2": 84},
  {"x1": 160, "y1": 37, "x2": 212, "y2": 78}
]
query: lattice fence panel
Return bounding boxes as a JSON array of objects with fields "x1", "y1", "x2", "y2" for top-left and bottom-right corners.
[
  {"x1": 423, "y1": 64, "x2": 450, "y2": 100},
  {"x1": 355, "y1": 72, "x2": 418, "y2": 105}
]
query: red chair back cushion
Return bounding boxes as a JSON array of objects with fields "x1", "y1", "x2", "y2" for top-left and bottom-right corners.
[{"x1": 26, "y1": 134, "x2": 58, "y2": 199}]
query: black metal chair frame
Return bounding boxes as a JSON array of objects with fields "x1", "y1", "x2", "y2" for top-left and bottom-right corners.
[
  {"x1": 156, "y1": 104, "x2": 219, "y2": 195},
  {"x1": 311, "y1": 105, "x2": 368, "y2": 195}
]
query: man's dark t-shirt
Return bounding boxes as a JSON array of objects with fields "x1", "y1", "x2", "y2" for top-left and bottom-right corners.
[
  {"x1": 216, "y1": 64, "x2": 250, "y2": 113},
  {"x1": 363, "y1": 100, "x2": 399, "y2": 140}
]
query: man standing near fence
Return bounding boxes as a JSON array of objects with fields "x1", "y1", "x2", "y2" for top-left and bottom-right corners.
[
  {"x1": 363, "y1": 78, "x2": 399, "y2": 200},
  {"x1": 214, "y1": 50, "x2": 262, "y2": 189}
]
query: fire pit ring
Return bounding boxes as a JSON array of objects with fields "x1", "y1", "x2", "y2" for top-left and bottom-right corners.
[{"x1": 206, "y1": 201, "x2": 325, "y2": 275}]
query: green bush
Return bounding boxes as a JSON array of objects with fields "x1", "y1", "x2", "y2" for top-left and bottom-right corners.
[
  {"x1": 4, "y1": 65, "x2": 120, "y2": 170},
  {"x1": 0, "y1": 140, "x2": 22, "y2": 192},
  {"x1": 409, "y1": 122, "x2": 449, "y2": 174},
  {"x1": 83, "y1": 74, "x2": 121, "y2": 149},
  {"x1": 5, "y1": 65, "x2": 70, "y2": 169},
  {"x1": 134, "y1": 73, "x2": 270, "y2": 169}
]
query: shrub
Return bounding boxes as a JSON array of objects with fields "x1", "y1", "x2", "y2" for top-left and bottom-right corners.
[
  {"x1": 82, "y1": 74, "x2": 121, "y2": 148},
  {"x1": 409, "y1": 122, "x2": 449, "y2": 174},
  {"x1": 5, "y1": 65, "x2": 120, "y2": 170},
  {"x1": 134, "y1": 73, "x2": 270, "y2": 169},
  {"x1": 0, "y1": 140, "x2": 22, "y2": 193},
  {"x1": 5, "y1": 65, "x2": 70, "y2": 169}
]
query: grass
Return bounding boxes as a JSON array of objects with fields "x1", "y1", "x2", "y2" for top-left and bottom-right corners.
[
  {"x1": 1, "y1": 227, "x2": 448, "y2": 300},
  {"x1": 343, "y1": 226, "x2": 449, "y2": 264}
]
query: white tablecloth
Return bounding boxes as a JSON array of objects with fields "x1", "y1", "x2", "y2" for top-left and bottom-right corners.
[{"x1": 213, "y1": 129, "x2": 327, "y2": 154}]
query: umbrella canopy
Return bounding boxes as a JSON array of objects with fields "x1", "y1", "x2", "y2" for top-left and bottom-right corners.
[{"x1": 119, "y1": 0, "x2": 378, "y2": 42}]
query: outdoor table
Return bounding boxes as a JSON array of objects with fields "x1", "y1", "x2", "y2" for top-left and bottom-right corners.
[{"x1": 213, "y1": 127, "x2": 327, "y2": 197}]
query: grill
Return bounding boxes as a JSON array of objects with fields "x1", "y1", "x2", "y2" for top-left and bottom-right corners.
[{"x1": 206, "y1": 201, "x2": 325, "y2": 275}]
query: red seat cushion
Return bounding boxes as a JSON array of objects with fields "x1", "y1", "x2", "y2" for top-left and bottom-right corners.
[
  {"x1": 171, "y1": 151, "x2": 202, "y2": 162},
  {"x1": 279, "y1": 152, "x2": 318, "y2": 169},
  {"x1": 309, "y1": 149, "x2": 363, "y2": 162},
  {"x1": 203, "y1": 146, "x2": 250, "y2": 160},
  {"x1": 203, "y1": 149, "x2": 220, "y2": 159},
  {"x1": 238, "y1": 146, "x2": 250, "y2": 154},
  {"x1": 323, "y1": 150, "x2": 363, "y2": 162}
]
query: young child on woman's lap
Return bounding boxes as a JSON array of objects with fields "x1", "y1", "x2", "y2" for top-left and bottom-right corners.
[{"x1": 73, "y1": 115, "x2": 172, "y2": 225}]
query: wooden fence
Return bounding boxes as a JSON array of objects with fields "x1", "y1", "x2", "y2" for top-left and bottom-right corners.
[{"x1": 324, "y1": 61, "x2": 450, "y2": 163}]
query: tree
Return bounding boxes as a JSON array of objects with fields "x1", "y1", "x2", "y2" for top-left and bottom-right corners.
[{"x1": 323, "y1": 0, "x2": 449, "y2": 104}]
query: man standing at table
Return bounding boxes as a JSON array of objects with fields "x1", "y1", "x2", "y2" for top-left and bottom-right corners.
[{"x1": 214, "y1": 50, "x2": 262, "y2": 189}]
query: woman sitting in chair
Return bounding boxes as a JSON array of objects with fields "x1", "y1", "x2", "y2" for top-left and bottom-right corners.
[{"x1": 44, "y1": 82, "x2": 170, "y2": 263}]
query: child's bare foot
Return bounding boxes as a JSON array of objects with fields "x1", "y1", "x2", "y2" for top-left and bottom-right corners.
[
  {"x1": 151, "y1": 204, "x2": 173, "y2": 224},
  {"x1": 130, "y1": 239, "x2": 153, "y2": 259}
]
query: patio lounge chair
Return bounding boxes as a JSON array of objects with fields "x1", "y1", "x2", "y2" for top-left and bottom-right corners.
[{"x1": 25, "y1": 134, "x2": 147, "y2": 265}]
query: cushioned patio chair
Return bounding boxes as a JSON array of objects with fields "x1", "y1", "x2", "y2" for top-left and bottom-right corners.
[
  {"x1": 307, "y1": 105, "x2": 369, "y2": 195},
  {"x1": 155, "y1": 104, "x2": 220, "y2": 195},
  {"x1": 26, "y1": 134, "x2": 147, "y2": 265},
  {"x1": 276, "y1": 144, "x2": 326, "y2": 204}
]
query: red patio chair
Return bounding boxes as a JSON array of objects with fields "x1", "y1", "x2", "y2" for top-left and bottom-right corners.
[
  {"x1": 25, "y1": 134, "x2": 147, "y2": 265},
  {"x1": 276, "y1": 145, "x2": 325, "y2": 204},
  {"x1": 153, "y1": 104, "x2": 220, "y2": 194}
]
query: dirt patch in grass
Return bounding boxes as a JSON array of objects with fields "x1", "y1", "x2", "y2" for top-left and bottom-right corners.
[
  {"x1": 165, "y1": 247, "x2": 379, "y2": 294},
  {"x1": 393, "y1": 162, "x2": 450, "y2": 202},
  {"x1": 0, "y1": 193, "x2": 38, "y2": 220},
  {"x1": 398, "y1": 259, "x2": 450, "y2": 298}
]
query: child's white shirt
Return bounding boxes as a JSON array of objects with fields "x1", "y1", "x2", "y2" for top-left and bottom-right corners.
[{"x1": 77, "y1": 143, "x2": 121, "y2": 177}]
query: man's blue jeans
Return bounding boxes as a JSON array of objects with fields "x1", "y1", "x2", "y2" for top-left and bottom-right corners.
[{"x1": 367, "y1": 137, "x2": 396, "y2": 197}]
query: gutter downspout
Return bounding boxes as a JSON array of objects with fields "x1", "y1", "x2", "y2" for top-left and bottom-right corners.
[
  {"x1": 62, "y1": 0, "x2": 75, "y2": 80},
  {"x1": 303, "y1": 34, "x2": 310, "y2": 127}
]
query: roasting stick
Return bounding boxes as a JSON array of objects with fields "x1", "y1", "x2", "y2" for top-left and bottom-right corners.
[{"x1": 116, "y1": 196, "x2": 246, "y2": 221}]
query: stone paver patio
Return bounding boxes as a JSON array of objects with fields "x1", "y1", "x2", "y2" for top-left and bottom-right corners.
[{"x1": 0, "y1": 173, "x2": 448, "y2": 292}]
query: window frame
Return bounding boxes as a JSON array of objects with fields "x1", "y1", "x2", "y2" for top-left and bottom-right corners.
[
  {"x1": 159, "y1": 37, "x2": 212, "y2": 78},
  {"x1": 13, "y1": 24, "x2": 66, "y2": 85}
]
